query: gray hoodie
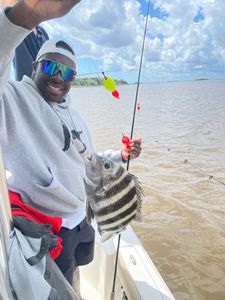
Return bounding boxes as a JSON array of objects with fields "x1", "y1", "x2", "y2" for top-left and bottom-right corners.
[{"x1": 0, "y1": 10, "x2": 122, "y2": 220}]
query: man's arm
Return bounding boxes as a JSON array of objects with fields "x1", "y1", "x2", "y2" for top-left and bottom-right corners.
[
  {"x1": 0, "y1": 0, "x2": 81, "y2": 95},
  {"x1": 0, "y1": 9, "x2": 30, "y2": 96},
  {"x1": 0, "y1": 0, "x2": 16, "y2": 9}
]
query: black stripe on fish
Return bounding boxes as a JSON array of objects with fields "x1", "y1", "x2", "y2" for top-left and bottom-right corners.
[
  {"x1": 101, "y1": 166, "x2": 125, "y2": 187},
  {"x1": 99, "y1": 214, "x2": 136, "y2": 232},
  {"x1": 97, "y1": 201, "x2": 138, "y2": 226},
  {"x1": 94, "y1": 186, "x2": 137, "y2": 216},
  {"x1": 95, "y1": 173, "x2": 134, "y2": 202}
]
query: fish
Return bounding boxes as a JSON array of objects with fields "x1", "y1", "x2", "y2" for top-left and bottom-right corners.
[{"x1": 84, "y1": 154, "x2": 144, "y2": 241}]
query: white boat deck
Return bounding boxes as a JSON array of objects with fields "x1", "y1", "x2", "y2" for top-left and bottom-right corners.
[{"x1": 80, "y1": 226, "x2": 175, "y2": 300}]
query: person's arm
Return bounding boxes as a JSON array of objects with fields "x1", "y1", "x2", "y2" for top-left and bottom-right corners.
[
  {"x1": 0, "y1": 0, "x2": 81, "y2": 95},
  {"x1": 0, "y1": 9, "x2": 30, "y2": 96},
  {"x1": 0, "y1": 0, "x2": 16, "y2": 9},
  {"x1": 6, "y1": 0, "x2": 81, "y2": 30}
]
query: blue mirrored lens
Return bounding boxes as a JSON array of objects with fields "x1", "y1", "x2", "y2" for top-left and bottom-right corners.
[
  {"x1": 42, "y1": 60, "x2": 58, "y2": 76},
  {"x1": 61, "y1": 66, "x2": 74, "y2": 81},
  {"x1": 41, "y1": 60, "x2": 75, "y2": 81}
]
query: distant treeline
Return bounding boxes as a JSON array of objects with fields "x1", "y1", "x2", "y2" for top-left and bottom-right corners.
[
  {"x1": 72, "y1": 77, "x2": 128, "y2": 87},
  {"x1": 195, "y1": 78, "x2": 208, "y2": 81}
]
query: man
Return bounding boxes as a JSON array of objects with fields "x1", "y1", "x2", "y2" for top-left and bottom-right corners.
[
  {"x1": 0, "y1": 0, "x2": 142, "y2": 298},
  {"x1": 0, "y1": 0, "x2": 49, "y2": 80}
]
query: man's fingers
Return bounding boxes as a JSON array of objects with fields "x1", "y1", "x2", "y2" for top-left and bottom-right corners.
[{"x1": 129, "y1": 143, "x2": 142, "y2": 157}]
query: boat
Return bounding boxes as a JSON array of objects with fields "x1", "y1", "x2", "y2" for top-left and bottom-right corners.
[
  {"x1": 80, "y1": 226, "x2": 175, "y2": 300},
  {"x1": 0, "y1": 148, "x2": 175, "y2": 300}
]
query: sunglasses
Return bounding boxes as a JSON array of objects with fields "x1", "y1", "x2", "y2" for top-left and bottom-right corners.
[{"x1": 39, "y1": 59, "x2": 77, "y2": 81}]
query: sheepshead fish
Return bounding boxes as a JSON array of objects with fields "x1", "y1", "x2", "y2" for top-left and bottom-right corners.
[{"x1": 84, "y1": 155, "x2": 144, "y2": 241}]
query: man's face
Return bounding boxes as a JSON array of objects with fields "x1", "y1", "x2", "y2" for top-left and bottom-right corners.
[{"x1": 33, "y1": 53, "x2": 76, "y2": 103}]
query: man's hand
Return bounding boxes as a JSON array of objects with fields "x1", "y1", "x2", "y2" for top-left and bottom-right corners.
[
  {"x1": 121, "y1": 138, "x2": 142, "y2": 161},
  {"x1": 7, "y1": 0, "x2": 81, "y2": 29},
  {"x1": 0, "y1": 0, "x2": 16, "y2": 9}
]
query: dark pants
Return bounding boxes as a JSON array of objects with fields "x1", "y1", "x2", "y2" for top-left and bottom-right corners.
[{"x1": 55, "y1": 218, "x2": 95, "y2": 285}]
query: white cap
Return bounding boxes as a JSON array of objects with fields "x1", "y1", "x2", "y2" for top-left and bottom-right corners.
[{"x1": 35, "y1": 39, "x2": 76, "y2": 64}]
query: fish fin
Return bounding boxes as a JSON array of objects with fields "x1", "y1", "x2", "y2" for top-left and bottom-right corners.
[
  {"x1": 132, "y1": 174, "x2": 144, "y2": 222},
  {"x1": 86, "y1": 200, "x2": 94, "y2": 224},
  {"x1": 101, "y1": 231, "x2": 114, "y2": 242}
]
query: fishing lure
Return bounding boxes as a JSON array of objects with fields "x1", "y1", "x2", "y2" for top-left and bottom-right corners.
[
  {"x1": 102, "y1": 72, "x2": 120, "y2": 99},
  {"x1": 137, "y1": 103, "x2": 141, "y2": 111}
]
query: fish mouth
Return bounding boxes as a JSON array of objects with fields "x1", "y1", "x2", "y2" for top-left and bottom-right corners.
[
  {"x1": 86, "y1": 154, "x2": 95, "y2": 164},
  {"x1": 85, "y1": 154, "x2": 101, "y2": 169},
  {"x1": 85, "y1": 155, "x2": 99, "y2": 182}
]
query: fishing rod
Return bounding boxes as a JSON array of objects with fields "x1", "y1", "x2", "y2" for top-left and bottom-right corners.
[
  {"x1": 110, "y1": 0, "x2": 151, "y2": 299},
  {"x1": 126, "y1": 0, "x2": 151, "y2": 170}
]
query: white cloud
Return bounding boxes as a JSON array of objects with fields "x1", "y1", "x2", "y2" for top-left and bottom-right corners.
[{"x1": 43, "y1": 0, "x2": 225, "y2": 82}]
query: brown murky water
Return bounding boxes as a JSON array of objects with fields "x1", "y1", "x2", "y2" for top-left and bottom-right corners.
[{"x1": 71, "y1": 80, "x2": 225, "y2": 300}]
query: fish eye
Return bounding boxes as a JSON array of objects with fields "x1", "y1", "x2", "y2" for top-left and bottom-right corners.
[{"x1": 104, "y1": 162, "x2": 111, "y2": 169}]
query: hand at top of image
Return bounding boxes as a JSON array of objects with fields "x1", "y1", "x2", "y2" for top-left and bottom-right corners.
[{"x1": 6, "y1": 0, "x2": 82, "y2": 29}]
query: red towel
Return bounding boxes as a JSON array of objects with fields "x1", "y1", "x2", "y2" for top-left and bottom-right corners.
[{"x1": 9, "y1": 191, "x2": 63, "y2": 260}]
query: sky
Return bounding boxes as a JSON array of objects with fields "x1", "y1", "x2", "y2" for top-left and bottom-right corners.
[{"x1": 42, "y1": 0, "x2": 225, "y2": 83}]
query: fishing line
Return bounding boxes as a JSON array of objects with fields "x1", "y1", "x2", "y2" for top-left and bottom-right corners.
[
  {"x1": 150, "y1": 138, "x2": 225, "y2": 187},
  {"x1": 110, "y1": 0, "x2": 151, "y2": 299},
  {"x1": 77, "y1": 69, "x2": 129, "y2": 77},
  {"x1": 184, "y1": 159, "x2": 225, "y2": 186}
]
